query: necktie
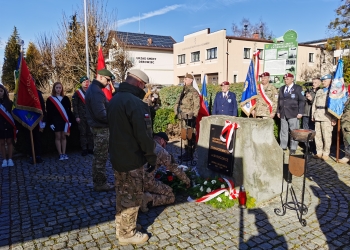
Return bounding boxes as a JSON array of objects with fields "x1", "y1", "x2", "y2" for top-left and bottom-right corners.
[
  {"x1": 284, "y1": 87, "x2": 289, "y2": 96},
  {"x1": 224, "y1": 93, "x2": 228, "y2": 99}
]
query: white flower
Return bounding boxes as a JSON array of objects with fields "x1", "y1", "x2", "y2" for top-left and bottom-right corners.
[
  {"x1": 211, "y1": 180, "x2": 216, "y2": 184},
  {"x1": 216, "y1": 197, "x2": 222, "y2": 202},
  {"x1": 206, "y1": 187, "x2": 212, "y2": 193},
  {"x1": 221, "y1": 184, "x2": 226, "y2": 189},
  {"x1": 229, "y1": 195, "x2": 233, "y2": 200},
  {"x1": 224, "y1": 191, "x2": 229, "y2": 196},
  {"x1": 200, "y1": 186, "x2": 203, "y2": 192},
  {"x1": 204, "y1": 181, "x2": 207, "y2": 185}
]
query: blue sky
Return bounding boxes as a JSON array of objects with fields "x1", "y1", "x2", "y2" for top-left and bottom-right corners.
[{"x1": 0, "y1": 0, "x2": 341, "y2": 68}]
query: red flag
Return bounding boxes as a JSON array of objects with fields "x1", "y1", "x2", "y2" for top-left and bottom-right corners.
[{"x1": 97, "y1": 46, "x2": 113, "y2": 101}]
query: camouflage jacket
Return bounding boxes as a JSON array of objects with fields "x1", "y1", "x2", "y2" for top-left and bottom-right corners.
[
  {"x1": 154, "y1": 141, "x2": 190, "y2": 185},
  {"x1": 312, "y1": 88, "x2": 333, "y2": 122},
  {"x1": 341, "y1": 98, "x2": 350, "y2": 127},
  {"x1": 72, "y1": 87, "x2": 87, "y2": 119},
  {"x1": 174, "y1": 85, "x2": 200, "y2": 119},
  {"x1": 255, "y1": 83, "x2": 278, "y2": 117}
]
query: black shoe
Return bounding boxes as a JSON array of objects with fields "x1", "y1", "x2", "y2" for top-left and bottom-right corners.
[
  {"x1": 88, "y1": 149, "x2": 94, "y2": 155},
  {"x1": 81, "y1": 149, "x2": 88, "y2": 156},
  {"x1": 94, "y1": 183, "x2": 114, "y2": 192},
  {"x1": 36, "y1": 156, "x2": 43, "y2": 163}
]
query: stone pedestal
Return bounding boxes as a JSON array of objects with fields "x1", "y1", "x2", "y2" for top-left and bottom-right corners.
[{"x1": 197, "y1": 116, "x2": 283, "y2": 205}]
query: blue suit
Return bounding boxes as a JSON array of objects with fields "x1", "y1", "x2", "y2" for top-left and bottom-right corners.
[{"x1": 212, "y1": 91, "x2": 238, "y2": 116}]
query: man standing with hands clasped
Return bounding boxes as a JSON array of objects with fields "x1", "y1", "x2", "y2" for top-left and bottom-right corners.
[
  {"x1": 277, "y1": 73, "x2": 305, "y2": 155},
  {"x1": 108, "y1": 69, "x2": 157, "y2": 245}
]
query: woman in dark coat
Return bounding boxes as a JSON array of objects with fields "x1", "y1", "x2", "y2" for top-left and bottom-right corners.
[
  {"x1": 0, "y1": 85, "x2": 15, "y2": 167},
  {"x1": 46, "y1": 82, "x2": 73, "y2": 161}
]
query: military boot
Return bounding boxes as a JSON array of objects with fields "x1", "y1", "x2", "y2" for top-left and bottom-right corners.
[
  {"x1": 119, "y1": 231, "x2": 149, "y2": 245},
  {"x1": 140, "y1": 192, "x2": 153, "y2": 213},
  {"x1": 94, "y1": 183, "x2": 114, "y2": 192}
]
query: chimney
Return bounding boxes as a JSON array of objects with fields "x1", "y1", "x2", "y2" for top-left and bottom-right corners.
[
  {"x1": 253, "y1": 32, "x2": 259, "y2": 39},
  {"x1": 147, "y1": 38, "x2": 153, "y2": 45}
]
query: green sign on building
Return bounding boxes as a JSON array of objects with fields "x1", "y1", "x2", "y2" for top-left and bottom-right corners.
[{"x1": 263, "y1": 30, "x2": 298, "y2": 88}]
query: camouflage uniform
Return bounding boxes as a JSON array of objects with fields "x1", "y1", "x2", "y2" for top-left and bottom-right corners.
[
  {"x1": 174, "y1": 85, "x2": 200, "y2": 156},
  {"x1": 311, "y1": 88, "x2": 334, "y2": 157},
  {"x1": 91, "y1": 127, "x2": 109, "y2": 185},
  {"x1": 114, "y1": 166, "x2": 144, "y2": 238},
  {"x1": 72, "y1": 88, "x2": 93, "y2": 150},
  {"x1": 255, "y1": 83, "x2": 278, "y2": 118},
  {"x1": 341, "y1": 99, "x2": 350, "y2": 157},
  {"x1": 144, "y1": 141, "x2": 190, "y2": 206}
]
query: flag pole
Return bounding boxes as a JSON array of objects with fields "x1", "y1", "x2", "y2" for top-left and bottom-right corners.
[{"x1": 84, "y1": 0, "x2": 90, "y2": 78}]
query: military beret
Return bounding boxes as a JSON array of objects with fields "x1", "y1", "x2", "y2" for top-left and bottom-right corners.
[
  {"x1": 185, "y1": 73, "x2": 194, "y2": 79},
  {"x1": 220, "y1": 81, "x2": 230, "y2": 86},
  {"x1": 284, "y1": 73, "x2": 294, "y2": 78},
  {"x1": 80, "y1": 76, "x2": 88, "y2": 83},
  {"x1": 128, "y1": 69, "x2": 149, "y2": 84},
  {"x1": 259, "y1": 72, "x2": 270, "y2": 77},
  {"x1": 97, "y1": 69, "x2": 114, "y2": 77},
  {"x1": 154, "y1": 132, "x2": 169, "y2": 141},
  {"x1": 320, "y1": 74, "x2": 333, "y2": 80}
]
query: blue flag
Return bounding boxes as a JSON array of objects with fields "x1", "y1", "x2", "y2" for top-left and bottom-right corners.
[
  {"x1": 240, "y1": 60, "x2": 258, "y2": 116},
  {"x1": 327, "y1": 58, "x2": 348, "y2": 119},
  {"x1": 201, "y1": 75, "x2": 209, "y2": 113},
  {"x1": 12, "y1": 53, "x2": 43, "y2": 130}
]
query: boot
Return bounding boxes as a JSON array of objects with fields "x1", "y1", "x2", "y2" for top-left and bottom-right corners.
[
  {"x1": 338, "y1": 157, "x2": 349, "y2": 164},
  {"x1": 313, "y1": 154, "x2": 322, "y2": 159},
  {"x1": 322, "y1": 155, "x2": 329, "y2": 161},
  {"x1": 116, "y1": 223, "x2": 142, "y2": 239},
  {"x1": 94, "y1": 183, "x2": 114, "y2": 192},
  {"x1": 119, "y1": 231, "x2": 149, "y2": 245},
  {"x1": 140, "y1": 192, "x2": 153, "y2": 213}
]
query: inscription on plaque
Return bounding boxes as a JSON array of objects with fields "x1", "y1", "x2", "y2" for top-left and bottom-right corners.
[{"x1": 207, "y1": 124, "x2": 235, "y2": 175}]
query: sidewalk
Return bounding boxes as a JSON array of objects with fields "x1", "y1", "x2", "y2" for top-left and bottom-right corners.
[{"x1": 0, "y1": 143, "x2": 349, "y2": 249}]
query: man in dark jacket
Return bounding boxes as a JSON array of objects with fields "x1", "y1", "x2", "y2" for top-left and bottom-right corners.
[
  {"x1": 277, "y1": 73, "x2": 305, "y2": 154},
  {"x1": 107, "y1": 69, "x2": 156, "y2": 245},
  {"x1": 85, "y1": 69, "x2": 114, "y2": 192},
  {"x1": 212, "y1": 81, "x2": 238, "y2": 116}
]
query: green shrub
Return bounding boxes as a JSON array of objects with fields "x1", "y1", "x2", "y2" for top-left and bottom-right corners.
[
  {"x1": 153, "y1": 108, "x2": 177, "y2": 133},
  {"x1": 159, "y1": 86, "x2": 182, "y2": 109}
]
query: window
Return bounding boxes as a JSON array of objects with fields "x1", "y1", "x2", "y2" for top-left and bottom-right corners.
[
  {"x1": 244, "y1": 48, "x2": 250, "y2": 59},
  {"x1": 207, "y1": 47, "x2": 217, "y2": 59},
  {"x1": 233, "y1": 75, "x2": 237, "y2": 83},
  {"x1": 191, "y1": 51, "x2": 200, "y2": 62},
  {"x1": 178, "y1": 54, "x2": 185, "y2": 64},
  {"x1": 258, "y1": 49, "x2": 263, "y2": 59},
  {"x1": 309, "y1": 53, "x2": 314, "y2": 63}
]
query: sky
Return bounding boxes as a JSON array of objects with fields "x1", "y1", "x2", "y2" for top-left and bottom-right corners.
[{"x1": 0, "y1": 0, "x2": 342, "y2": 70}]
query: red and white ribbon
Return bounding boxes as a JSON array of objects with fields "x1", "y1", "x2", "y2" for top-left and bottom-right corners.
[
  {"x1": 187, "y1": 178, "x2": 239, "y2": 203},
  {"x1": 76, "y1": 89, "x2": 85, "y2": 104},
  {"x1": 0, "y1": 104, "x2": 16, "y2": 140},
  {"x1": 258, "y1": 84, "x2": 273, "y2": 114},
  {"x1": 48, "y1": 96, "x2": 70, "y2": 134},
  {"x1": 220, "y1": 120, "x2": 239, "y2": 153}
]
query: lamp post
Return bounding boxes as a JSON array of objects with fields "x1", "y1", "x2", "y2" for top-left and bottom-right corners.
[
  {"x1": 226, "y1": 39, "x2": 231, "y2": 81},
  {"x1": 83, "y1": 0, "x2": 90, "y2": 78},
  {"x1": 244, "y1": 24, "x2": 248, "y2": 37}
]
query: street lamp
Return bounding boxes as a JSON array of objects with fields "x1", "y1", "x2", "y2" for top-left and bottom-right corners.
[
  {"x1": 244, "y1": 24, "x2": 248, "y2": 37},
  {"x1": 226, "y1": 39, "x2": 232, "y2": 81}
]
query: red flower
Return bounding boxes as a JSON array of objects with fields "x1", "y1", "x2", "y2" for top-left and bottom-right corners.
[
  {"x1": 155, "y1": 174, "x2": 161, "y2": 179},
  {"x1": 218, "y1": 178, "x2": 224, "y2": 183},
  {"x1": 167, "y1": 176, "x2": 174, "y2": 182}
]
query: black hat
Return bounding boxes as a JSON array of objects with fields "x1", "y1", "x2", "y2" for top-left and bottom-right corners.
[{"x1": 153, "y1": 132, "x2": 169, "y2": 142}]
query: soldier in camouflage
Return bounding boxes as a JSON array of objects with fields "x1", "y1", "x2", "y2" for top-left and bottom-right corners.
[
  {"x1": 312, "y1": 74, "x2": 336, "y2": 161},
  {"x1": 72, "y1": 76, "x2": 94, "y2": 156},
  {"x1": 251, "y1": 72, "x2": 278, "y2": 118},
  {"x1": 141, "y1": 132, "x2": 191, "y2": 212},
  {"x1": 174, "y1": 73, "x2": 200, "y2": 161},
  {"x1": 340, "y1": 98, "x2": 350, "y2": 163}
]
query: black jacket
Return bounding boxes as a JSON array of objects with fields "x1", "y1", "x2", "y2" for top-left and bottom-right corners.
[
  {"x1": 107, "y1": 82, "x2": 157, "y2": 172},
  {"x1": 0, "y1": 99, "x2": 14, "y2": 131},
  {"x1": 46, "y1": 96, "x2": 73, "y2": 125},
  {"x1": 85, "y1": 79, "x2": 108, "y2": 128},
  {"x1": 277, "y1": 84, "x2": 305, "y2": 119}
]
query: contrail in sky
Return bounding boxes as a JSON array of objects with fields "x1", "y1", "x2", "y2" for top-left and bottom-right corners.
[{"x1": 117, "y1": 5, "x2": 183, "y2": 27}]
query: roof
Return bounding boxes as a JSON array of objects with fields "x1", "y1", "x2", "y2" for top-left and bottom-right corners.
[
  {"x1": 111, "y1": 31, "x2": 176, "y2": 49},
  {"x1": 299, "y1": 38, "x2": 328, "y2": 45}
]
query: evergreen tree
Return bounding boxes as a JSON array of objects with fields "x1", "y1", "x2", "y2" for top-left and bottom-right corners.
[{"x1": 1, "y1": 26, "x2": 21, "y2": 91}]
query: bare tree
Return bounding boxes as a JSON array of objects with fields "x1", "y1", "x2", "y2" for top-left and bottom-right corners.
[{"x1": 232, "y1": 18, "x2": 274, "y2": 39}]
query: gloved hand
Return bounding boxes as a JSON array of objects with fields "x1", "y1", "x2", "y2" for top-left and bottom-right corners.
[
  {"x1": 146, "y1": 164, "x2": 155, "y2": 173},
  {"x1": 50, "y1": 124, "x2": 55, "y2": 131}
]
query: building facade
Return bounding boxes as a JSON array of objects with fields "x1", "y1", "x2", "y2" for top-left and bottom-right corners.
[{"x1": 173, "y1": 28, "x2": 325, "y2": 85}]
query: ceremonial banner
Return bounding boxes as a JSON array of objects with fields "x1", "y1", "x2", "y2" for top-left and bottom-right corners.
[
  {"x1": 240, "y1": 60, "x2": 258, "y2": 116},
  {"x1": 201, "y1": 75, "x2": 209, "y2": 113},
  {"x1": 97, "y1": 46, "x2": 114, "y2": 101},
  {"x1": 12, "y1": 53, "x2": 43, "y2": 130},
  {"x1": 327, "y1": 58, "x2": 348, "y2": 119}
]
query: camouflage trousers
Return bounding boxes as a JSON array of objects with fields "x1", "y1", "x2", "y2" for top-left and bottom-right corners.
[
  {"x1": 78, "y1": 118, "x2": 93, "y2": 150},
  {"x1": 144, "y1": 171, "x2": 175, "y2": 206},
  {"x1": 114, "y1": 166, "x2": 144, "y2": 238},
  {"x1": 342, "y1": 125, "x2": 350, "y2": 157},
  {"x1": 315, "y1": 120, "x2": 333, "y2": 156},
  {"x1": 91, "y1": 127, "x2": 109, "y2": 186}
]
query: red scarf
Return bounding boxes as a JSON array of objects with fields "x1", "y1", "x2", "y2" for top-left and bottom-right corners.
[
  {"x1": 0, "y1": 104, "x2": 16, "y2": 140},
  {"x1": 48, "y1": 96, "x2": 70, "y2": 135}
]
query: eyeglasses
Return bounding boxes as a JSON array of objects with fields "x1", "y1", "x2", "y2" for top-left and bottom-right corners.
[{"x1": 104, "y1": 77, "x2": 111, "y2": 82}]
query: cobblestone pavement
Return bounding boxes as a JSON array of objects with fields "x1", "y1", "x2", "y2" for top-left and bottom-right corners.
[{"x1": 0, "y1": 141, "x2": 349, "y2": 250}]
